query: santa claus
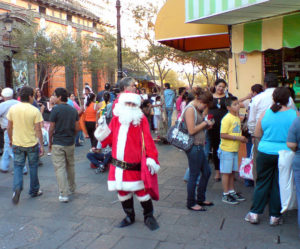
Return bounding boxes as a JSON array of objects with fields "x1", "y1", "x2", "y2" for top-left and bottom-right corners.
[{"x1": 98, "y1": 91, "x2": 160, "y2": 231}]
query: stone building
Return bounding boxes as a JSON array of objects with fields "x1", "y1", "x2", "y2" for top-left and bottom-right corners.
[{"x1": 0, "y1": 0, "x2": 114, "y2": 97}]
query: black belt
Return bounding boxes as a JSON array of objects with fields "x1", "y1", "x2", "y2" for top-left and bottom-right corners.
[{"x1": 111, "y1": 158, "x2": 141, "y2": 171}]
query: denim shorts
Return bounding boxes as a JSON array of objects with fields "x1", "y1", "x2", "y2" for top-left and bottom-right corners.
[{"x1": 218, "y1": 149, "x2": 238, "y2": 173}]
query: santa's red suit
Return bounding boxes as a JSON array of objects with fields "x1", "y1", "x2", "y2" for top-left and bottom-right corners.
[
  {"x1": 100, "y1": 92, "x2": 160, "y2": 202},
  {"x1": 98, "y1": 89, "x2": 160, "y2": 230}
]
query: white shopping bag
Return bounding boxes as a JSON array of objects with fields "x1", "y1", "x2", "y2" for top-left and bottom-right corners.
[
  {"x1": 94, "y1": 116, "x2": 111, "y2": 142},
  {"x1": 239, "y1": 146, "x2": 254, "y2": 180},
  {"x1": 278, "y1": 150, "x2": 297, "y2": 213}
]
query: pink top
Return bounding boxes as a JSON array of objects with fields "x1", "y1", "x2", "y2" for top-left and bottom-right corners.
[
  {"x1": 73, "y1": 101, "x2": 81, "y2": 111},
  {"x1": 176, "y1": 96, "x2": 182, "y2": 119}
]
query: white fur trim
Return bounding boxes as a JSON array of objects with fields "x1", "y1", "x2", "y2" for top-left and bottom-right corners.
[
  {"x1": 115, "y1": 124, "x2": 129, "y2": 188},
  {"x1": 118, "y1": 193, "x2": 133, "y2": 201},
  {"x1": 146, "y1": 158, "x2": 160, "y2": 175},
  {"x1": 119, "y1": 93, "x2": 141, "y2": 106},
  {"x1": 136, "y1": 194, "x2": 151, "y2": 202},
  {"x1": 108, "y1": 180, "x2": 145, "y2": 191},
  {"x1": 116, "y1": 124, "x2": 129, "y2": 161}
]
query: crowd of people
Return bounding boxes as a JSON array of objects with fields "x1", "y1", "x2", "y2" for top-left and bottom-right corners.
[{"x1": 0, "y1": 73, "x2": 300, "y2": 235}]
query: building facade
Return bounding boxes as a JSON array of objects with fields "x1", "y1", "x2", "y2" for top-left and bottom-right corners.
[
  {"x1": 0, "y1": 0, "x2": 114, "y2": 97},
  {"x1": 156, "y1": 0, "x2": 300, "y2": 103}
]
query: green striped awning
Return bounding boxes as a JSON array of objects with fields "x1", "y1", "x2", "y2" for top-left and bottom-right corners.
[
  {"x1": 232, "y1": 12, "x2": 300, "y2": 53},
  {"x1": 186, "y1": 0, "x2": 269, "y2": 22}
]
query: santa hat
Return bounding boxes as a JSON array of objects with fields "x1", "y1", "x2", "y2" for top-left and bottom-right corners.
[{"x1": 118, "y1": 92, "x2": 141, "y2": 107}]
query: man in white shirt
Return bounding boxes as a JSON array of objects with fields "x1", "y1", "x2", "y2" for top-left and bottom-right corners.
[{"x1": 248, "y1": 73, "x2": 296, "y2": 181}]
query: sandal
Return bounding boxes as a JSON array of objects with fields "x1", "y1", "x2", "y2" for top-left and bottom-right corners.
[
  {"x1": 198, "y1": 201, "x2": 214, "y2": 206},
  {"x1": 187, "y1": 205, "x2": 207, "y2": 211}
]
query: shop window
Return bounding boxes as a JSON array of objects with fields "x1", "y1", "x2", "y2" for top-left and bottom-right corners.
[
  {"x1": 52, "y1": 10, "x2": 55, "y2": 16},
  {"x1": 39, "y1": 6, "x2": 46, "y2": 15},
  {"x1": 59, "y1": 12, "x2": 62, "y2": 19},
  {"x1": 93, "y1": 22, "x2": 97, "y2": 28},
  {"x1": 67, "y1": 14, "x2": 72, "y2": 22}
]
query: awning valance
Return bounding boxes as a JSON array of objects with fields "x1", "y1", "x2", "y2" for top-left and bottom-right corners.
[
  {"x1": 232, "y1": 12, "x2": 300, "y2": 53},
  {"x1": 186, "y1": 0, "x2": 300, "y2": 25},
  {"x1": 155, "y1": 0, "x2": 230, "y2": 51}
]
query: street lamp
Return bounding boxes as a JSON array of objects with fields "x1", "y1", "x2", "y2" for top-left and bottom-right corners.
[
  {"x1": 116, "y1": 0, "x2": 123, "y2": 82},
  {"x1": 4, "y1": 13, "x2": 13, "y2": 33}
]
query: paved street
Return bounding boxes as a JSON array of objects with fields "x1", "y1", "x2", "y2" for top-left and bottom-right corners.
[{"x1": 0, "y1": 141, "x2": 299, "y2": 249}]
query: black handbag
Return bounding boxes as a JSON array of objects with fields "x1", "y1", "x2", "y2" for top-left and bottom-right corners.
[{"x1": 167, "y1": 105, "x2": 197, "y2": 151}]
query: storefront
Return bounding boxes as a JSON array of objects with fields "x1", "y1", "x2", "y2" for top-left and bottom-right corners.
[{"x1": 155, "y1": 0, "x2": 300, "y2": 103}]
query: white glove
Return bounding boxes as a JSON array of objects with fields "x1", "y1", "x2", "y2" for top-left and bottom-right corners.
[{"x1": 146, "y1": 158, "x2": 160, "y2": 175}]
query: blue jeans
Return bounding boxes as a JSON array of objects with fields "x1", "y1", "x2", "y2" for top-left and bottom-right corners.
[
  {"x1": 186, "y1": 145, "x2": 211, "y2": 207},
  {"x1": 1, "y1": 131, "x2": 27, "y2": 173},
  {"x1": 13, "y1": 144, "x2": 40, "y2": 196},
  {"x1": 165, "y1": 107, "x2": 173, "y2": 129},
  {"x1": 86, "y1": 151, "x2": 112, "y2": 167},
  {"x1": 293, "y1": 159, "x2": 300, "y2": 232}
]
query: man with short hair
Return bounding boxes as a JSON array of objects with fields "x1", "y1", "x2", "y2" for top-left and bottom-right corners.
[
  {"x1": 163, "y1": 83, "x2": 175, "y2": 129},
  {"x1": 7, "y1": 86, "x2": 44, "y2": 205},
  {"x1": 0, "y1": 88, "x2": 23, "y2": 174},
  {"x1": 49, "y1": 88, "x2": 80, "y2": 203}
]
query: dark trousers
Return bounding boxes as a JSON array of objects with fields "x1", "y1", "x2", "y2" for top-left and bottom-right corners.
[
  {"x1": 85, "y1": 121, "x2": 97, "y2": 148},
  {"x1": 209, "y1": 130, "x2": 220, "y2": 171},
  {"x1": 186, "y1": 145, "x2": 211, "y2": 207},
  {"x1": 0, "y1": 127, "x2": 4, "y2": 150},
  {"x1": 250, "y1": 151, "x2": 281, "y2": 217},
  {"x1": 86, "y1": 152, "x2": 112, "y2": 167}
]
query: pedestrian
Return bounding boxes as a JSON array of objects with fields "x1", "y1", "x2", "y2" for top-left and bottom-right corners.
[
  {"x1": 164, "y1": 83, "x2": 175, "y2": 129},
  {"x1": 7, "y1": 86, "x2": 44, "y2": 205},
  {"x1": 219, "y1": 96, "x2": 247, "y2": 205},
  {"x1": 0, "y1": 88, "x2": 21, "y2": 173},
  {"x1": 245, "y1": 87, "x2": 297, "y2": 225},
  {"x1": 287, "y1": 115, "x2": 300, "y2": 236},
  {"x1": 239, "y1": 84, "x2": 264, "y2": 187},
  {"x1": 208, "y1": 79, "x2": 231, "y2": 182},
  {"x1": 176, "y1": 87, "x2": 186, "y2": 119},
  {"x1": 184, "y1": 88, "x2": 214, "y2": 211},
  {"x1": 153, "y1": 95, "x2": 162, "y2": 135},
  {"x1": 35, "y1": 88, "x2": 46, "y2": 110},
  {"x1": 248, "y1": 73, "x2": 296, "y2": 181},
  {"x1": 86, "y1": 146, "x2": 112, "y2": 174},
  {"x1": 98, "y1": 91, "x2": 160, "y2": 230},
  {"x1": 84, "y1": 93, "x2": 100, "y2": 150},
  {"x1": 49, "y1": 88, "x2": 80, "y2": 203},
  {"x1": 141, "y1": 88, "x2": 148, "y2": 101}
]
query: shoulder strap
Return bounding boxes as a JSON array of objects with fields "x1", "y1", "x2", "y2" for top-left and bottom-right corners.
[{"x1": 178, "y1": 104, "x2": 197, "y2": 125}]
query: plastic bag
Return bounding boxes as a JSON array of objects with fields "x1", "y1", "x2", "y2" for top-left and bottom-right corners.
[
  {"x1": 94, "y1": 116, "x2": 111, "y2": 142},
  {"x1": 239, "y1": 147, "x2": 254, "y2": 180},
  {"x1": 278, "y1": 150, "x2": 297, "y2": 213}
]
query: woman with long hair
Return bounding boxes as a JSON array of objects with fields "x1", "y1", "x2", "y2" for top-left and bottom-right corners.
[
  {"x1": 35, "y1": 88, "x2": 46, "y2": 109},
  {"x1": 245, "y1": 87, "x2": 297, "y2": 225},
  {"x1": 184, "y1": 88, "x2": 214, "y2": 211},
  {"x1": 208, "y1": 79, "x2": 230, "y2": 181},
  {"x1": 84, "y1": 93, "x2": 100, "y2": 149}
]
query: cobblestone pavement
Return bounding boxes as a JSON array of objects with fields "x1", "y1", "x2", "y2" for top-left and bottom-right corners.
[{"x1": 0, "y1": 141, "x2": 299, "y2": 249}]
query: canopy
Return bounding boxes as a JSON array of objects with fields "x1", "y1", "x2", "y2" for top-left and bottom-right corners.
[
  {"x1": 232, "y1": 12, "x2": 300, "y2": 53},
  {"x1": 186, "y1": 0, "x2": 300, "y2": 25},
  {"x1": 155, "y1": 0, "x2": 230, "y2": 51}
]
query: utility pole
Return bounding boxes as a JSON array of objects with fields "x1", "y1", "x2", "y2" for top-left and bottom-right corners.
[{"x1": 116, "y1": 0, "x2": 123, "y2": 82}]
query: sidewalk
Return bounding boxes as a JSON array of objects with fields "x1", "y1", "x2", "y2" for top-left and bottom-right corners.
[{"x1": 0, "y1": 142, "x2": 298, "y2": 249}]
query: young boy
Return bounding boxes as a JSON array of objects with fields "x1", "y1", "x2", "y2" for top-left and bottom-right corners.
[{"x1": 219, "y1": 96, "x2": 247, "y2": 204}]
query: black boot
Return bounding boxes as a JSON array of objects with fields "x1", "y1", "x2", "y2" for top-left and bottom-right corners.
[
  {"x1": 118, "y1": 197, "x2": 135, "y2": 228},
  {"x1": 140, "y1": 199, "x2": 159, "y2": 231}
]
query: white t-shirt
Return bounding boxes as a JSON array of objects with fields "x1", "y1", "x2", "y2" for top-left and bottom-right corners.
[{"x1": 154, "y1": 101, "x2": 161, "y2": 115}]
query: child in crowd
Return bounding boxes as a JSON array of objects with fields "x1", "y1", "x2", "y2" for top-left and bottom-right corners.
[
  {"x1": 153, "y1": 96, "x2": 162, "y2": 135},
  {"x1": 219, "y1": 96, "x2": 247, "y2": 205}
]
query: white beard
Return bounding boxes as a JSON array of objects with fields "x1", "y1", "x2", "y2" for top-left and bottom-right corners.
[{"x1": 113, "y1": 103, "x2": 143, "y2": 126}]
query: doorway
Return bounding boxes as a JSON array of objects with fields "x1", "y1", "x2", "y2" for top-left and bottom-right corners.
[{"x1": 3, "y1": 59, "x2": 12, "y2": 89}]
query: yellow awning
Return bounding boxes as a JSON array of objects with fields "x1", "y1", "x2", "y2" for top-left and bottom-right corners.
[{"x1": 155, "y1": 0, "x2": 230, "y2": 51}]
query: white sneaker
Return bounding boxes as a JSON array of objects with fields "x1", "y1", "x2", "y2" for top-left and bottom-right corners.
[{"x1": 59, "y1": 195, "x2": 69, "y2": 203}]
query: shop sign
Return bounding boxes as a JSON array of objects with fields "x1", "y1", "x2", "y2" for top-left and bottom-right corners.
[{"x1": 239, "y1": 52, "x2": 247, "y2": 64}]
